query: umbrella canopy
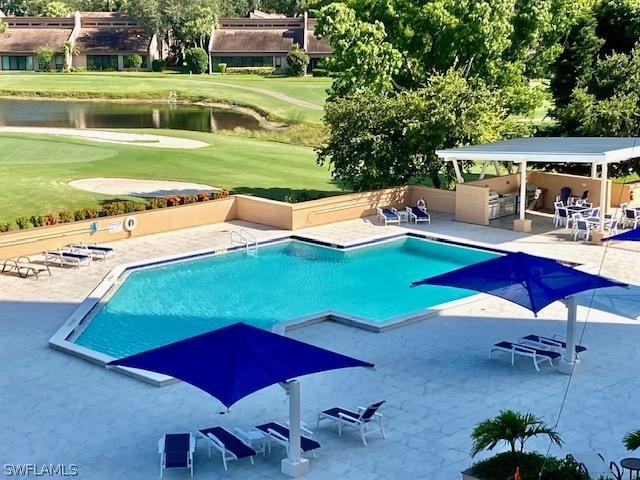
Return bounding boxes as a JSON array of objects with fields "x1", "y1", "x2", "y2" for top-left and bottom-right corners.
[
  {"x1": 108, "y1": 322, "x2": 373, "y2": 408},
  {"x1": 603, "y1": 228, "x2": 640, "y2": 242},
  {"x1": 411, "y1": 251, "x2": 624, "y2": 315}
]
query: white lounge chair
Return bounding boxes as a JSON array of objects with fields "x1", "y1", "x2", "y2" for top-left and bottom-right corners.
[
  {"x1": 489, "y1": 341, "x2": 561, "y2": 372},
  {"x1": 520, "y1": 334, "x2": 587, "y2": 356},
  {"x1": 197, "y1": 426, "x2": 256, "y2": 471},
  {"x1": 623, "y1": 208, "x2": 639, "y2": 229},
  {"x1": 1, "y1": 256, "x2": 51, "y2": 279},
  {"x1": 317, "y1": 401, "x2": 385, "y2": 446},
  {"x1": 159, "y1": 433, "x2": 195, "y2": 478},
  {"x1": 44, "y1": 250, "x2": 92, "y2": 268},
  {"x1": 68, "y1": 244, "x2": 115, "y2": 260},
  {"x1": 255, "y1": 422, "x2": 320, "y2": 458},
  {"x1": 406, "y1": 199, "x2": 431, "y2": 224},
  {"x1": 376, "y1": 207, "x2": 400, "y2": 226}
]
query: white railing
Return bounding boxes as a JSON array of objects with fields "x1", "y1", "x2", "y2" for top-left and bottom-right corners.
[{"x1": 230, "y1": 229, "x2": 257, "y2": 252}]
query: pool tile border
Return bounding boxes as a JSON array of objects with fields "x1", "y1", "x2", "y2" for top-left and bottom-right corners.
[{"x1": 49, "y1": 231, "x2": 508, "y2": 386}]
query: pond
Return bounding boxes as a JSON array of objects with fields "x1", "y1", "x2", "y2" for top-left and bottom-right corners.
[{"x1": 0, "y1": 98, "x2": 265, "y2": 132}]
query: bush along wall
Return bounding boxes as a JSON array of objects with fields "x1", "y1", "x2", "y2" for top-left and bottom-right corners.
[{"x1": 6, "y1": 190, "x2": 230, "y2": 231}]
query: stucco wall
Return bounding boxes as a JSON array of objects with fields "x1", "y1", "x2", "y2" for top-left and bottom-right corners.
[
  {"x1": 466, "y1": 173, "x2": 521, "y2": 195},
  {"x1": 235, "y1": 195, "x2": 293, "y2": 230},
  {"x1": 409, "y1": 185, "x2": 456, "y2": 213},
  {"x1": 528, "y1": 171, "x2": 609, "y2": 210},
  {"x1": 454, "y1": 183, "x2": 489, "y2": 225}
]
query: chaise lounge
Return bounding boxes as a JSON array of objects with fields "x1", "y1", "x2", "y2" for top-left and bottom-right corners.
[
  {"x1": 68, "y1": 244, "x2": 115, "y2": 260},
  {"x1": 255, "y1": 422, "x2": 320, "y2": 458},
  {"x1": 1, "y1": 256, "x2": 51, "y2": 279},
  {"x1": 376, "y1": 207, "x2": 400, "y2": 226},
  {"x1": 489, "y1": 341, "x2": 561, "y2": 372},
  {"x1": 317, "y1": 401, "x2": 386, "y2": 446},
  {"x1": 158, "y1": 433, "x2": 195, "y2": 478},
  {"x1": 44, "y1": 250, "x2": 92, "y2": 268},
  {"x1": 406, "y1": 199, "x2": 431, "y2": 224},
  {"x1": 520, "y1": 334, "x2": 587, "y2": 355},
  {"x1": 197, "y1": 426, "x2": 256, "y2": 471}
]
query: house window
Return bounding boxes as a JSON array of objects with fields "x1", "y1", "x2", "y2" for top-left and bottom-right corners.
[
  {"x1": 275, "y1": 57, "x2": 282, "y2": 68},
  {"x1": 1, "y1": 55, "x2": 33, "y2": 71},
  {"x1": 140, "y1": 55, "x2": 148, "y2": 68},
  {"x1": 54, "y1": 55, "x2": 64, "y2": 70},
  {"x1": 86, "y1": 55, "x2": 118, "y2": 71}
]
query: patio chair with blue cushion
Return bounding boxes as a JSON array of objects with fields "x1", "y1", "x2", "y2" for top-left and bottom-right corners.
[
  {"x1": 572, "y1": 214, "x2": 593, "y2": 242},
  {"x1": 405, "y1": 199, "x2": 431, "y2": 224},
  {"x1": 159, "y1": 433, "x2": 195, "y2": 478},
  {"x1": 255, "y1": 422, "x2": 320, "y2": 458},
  {"x1": 520, "y1": 335, "x2": 587, "y2": 356},
  {"x1": 44, "y1": 250, "x2": 92, "y2": 268},
  {"x1": 317, "y1": 401, "x2": 386, "y2": 446},
  {"x1": 489, "y1": 341, "x2": 561, "y2": 372},
  {"x1": 376, "y1": 207, "x2": 399, "y2": 226},
  {"x1": 559, "y1": 187, "x2": 572, "y2": 205},
  {"x1": 197, "y1": 426, "x2": 256, "y2": 471},
  {"x1": 624, "y1": 208, "x2": 639, "y2": 229},
  {"x1": 68, "y1": 244, "x2": 115, "y2": 260}
]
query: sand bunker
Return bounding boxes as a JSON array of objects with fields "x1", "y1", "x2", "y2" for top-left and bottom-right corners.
[
  {"x1": 68, "y1": 178, "x2": 218, "y2": 197},
  {"x1": 0, "y1": 126, "x2": 208, "y2": 149}
]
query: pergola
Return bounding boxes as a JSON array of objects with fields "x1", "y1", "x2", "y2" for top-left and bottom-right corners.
[{"x1": 437, "y1": 137, "x2": 640, "y2": 231}]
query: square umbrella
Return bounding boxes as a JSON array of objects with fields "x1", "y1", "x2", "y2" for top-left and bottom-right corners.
[
  {"x1": 411, "y1": 252, "x2": 626, "y2": 373},
  {"x1": 108, "y1": 322, "x2": 373, "y2": 477},
  {"x1": 603, "y1": 228, "x2": 640, "y2": 242}
]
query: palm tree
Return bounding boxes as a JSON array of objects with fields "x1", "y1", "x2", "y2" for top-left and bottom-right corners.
[
  {"x1": 62, "y1": 41, "x2": 79, "y2": 72},
  {"x1": 470, "y1": 410, "x2": 563, "y2": 457},
  {"x1": 624, "y1": 429, "x2": 640, "y2": 451}
]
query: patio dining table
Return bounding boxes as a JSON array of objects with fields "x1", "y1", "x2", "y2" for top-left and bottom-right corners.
[
  {"x1": 585, "y1": 217, "x2": 615, "y2": 229},
  {"x1": 567, "y1": 205, "x2": 590, "y2": 214}
]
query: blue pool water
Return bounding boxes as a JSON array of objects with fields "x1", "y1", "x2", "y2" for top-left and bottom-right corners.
[{"x1": 75, "y1": 238, "x2": 498, "y2": 357}]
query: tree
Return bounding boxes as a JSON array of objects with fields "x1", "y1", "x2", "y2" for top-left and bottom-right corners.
[
  {"x1": 286, "y1": 44, "x2": 309, "y2": 76},
  {"x1": 35, "y1": 46, "x2": 55, "y2": 71},
  {"x1": 470, "y1": 410, "x2": 563, "y2": 457},
  {"x1": 123, "y1": 53, "x2": 143, "y2": 69},
  {"x1": 43, "y1": 1, "x2": 70, "y2": 15},
  {"x1": 315, "y1": 3, "x2": 402, "y2": 98},
  {"x1": 317, "y1": 70, "x2": 530, "y2": 190},
  {"x1": 184, "y1": 47, "x2": 208, "y2": 73},
  {"x1": 624, "y1": 429, "x2": 640, "y2": 451},
  {"x1": 62, "y1": 40, "x2": 79, "y2": 72},
  {"x1": 0, "y1": 22, "x2": 6, "y2": 34}
]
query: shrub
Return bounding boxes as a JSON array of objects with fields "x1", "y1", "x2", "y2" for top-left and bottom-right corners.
[
  {"x1": 36, "y1": 45, "x2": 54, "y2": 71},
  {"x1": 58, "y1": 209, "x2": 73, "y2": 223},
  {"x1": 224, "y1": 67, "x2": 274, "y2": 76},
  {"x1": 181, "y1": 195, "x2": 197, "y2": 205},
  {"x1": 149, "y1": 197, "x2": 168, "y2": 209},
  {"x1": 165, "y1": 195, "x2": 182, "y2": 207},
  {"x1": 286, "y1": 44, "x2": 309, "y2": 76},
  {"x1": 101, "y1": 202, "x2": 126, "y2": 217},
  {"x1": 123, "y1": 201, "x2": 146, "y2": 213},
  {"x1": 124, "y1": 53, "x2": 143, "y2": 70},
  {"x1": 312, "y1": 68, "x2": 328, "y2": 77},
  {"x1": 71, "y1": 66, "x2": 86, "y2": 73},
  {"x1": 74, "y1": 207, "x2": 98, "y2": 220},
  {"x1": 0, "y1": 222, "x2": 12, "y2": 232},
  {"x1": 15, "y1": 216, "x2": 31, "y2": 229},
  {"x1": 197, "y1": 192, "x2": 210, "y2": 202},
  {"x1": 469, "y1": 452, "x2": 589, "y2": 480},
  {"x1": 211, "y1": 189, "x2": 230, "y2": 200},
  {"x1": 216, "y1": 63, "x2": 227, "y2": 74},
  {"x1": 30, "y1": 215, "x2": 44, "y2": 227},
  {"x1": 151, "y1": 59, "x2": 166, "y2": 72},
  {"x1": 184, "y1": 47, "x2": 208, "y2": 74},
  {"x1": 43, "y1": 212, "x2": 59, "y2": 226}
]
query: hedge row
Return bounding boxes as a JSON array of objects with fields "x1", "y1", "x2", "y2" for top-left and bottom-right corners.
[{"x1": 0, "y1": 190, "x2": 230, "y2": 232}]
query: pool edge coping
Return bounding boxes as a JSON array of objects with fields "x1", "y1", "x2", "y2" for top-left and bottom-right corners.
[{"x1": 48, "y1": 229, "x2": 510, "y2": 387}]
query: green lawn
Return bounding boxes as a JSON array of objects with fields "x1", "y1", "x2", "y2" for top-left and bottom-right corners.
[
  {"x1": 0, "y1": 72, "x2": 331, "y2": 124},
  {"x1": 0, "y1": 129, "x2": 341, "y2": 225}
]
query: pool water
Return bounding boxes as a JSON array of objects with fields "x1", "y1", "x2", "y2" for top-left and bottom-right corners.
[{"x1": 75, "y1": 238, "x2": 497, "y2": 357}]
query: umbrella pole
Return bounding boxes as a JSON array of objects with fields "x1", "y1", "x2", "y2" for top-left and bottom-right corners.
[
  {"x1": 281, "y1": 380, "x2": 309, "y2": 477},
  {"x1": 558, "y1": 296, "x2": 579, "y2": 374}
]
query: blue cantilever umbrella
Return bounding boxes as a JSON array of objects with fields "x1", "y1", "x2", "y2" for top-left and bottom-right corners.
[
  {"x1": 411, "y1": 252, "x2": 625, "y2": 372},
  {"x1": 108, "y1": 322, "x2": 373, "y2": 477},
  {"x1": 602, "y1": 228, "x2": 640, "y2": 242}
]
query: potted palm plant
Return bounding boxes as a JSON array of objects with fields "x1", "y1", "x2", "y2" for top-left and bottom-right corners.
[{"x1": 462, "y1": 410, "x2": 586, "y2": 480}]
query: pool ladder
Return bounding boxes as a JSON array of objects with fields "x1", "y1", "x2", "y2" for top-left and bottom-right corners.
[{"x1": 231, "y1": 229, "x2": 258, "y2": 253}]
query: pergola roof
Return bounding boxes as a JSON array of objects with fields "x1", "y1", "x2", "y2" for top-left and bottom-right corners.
[{"x1": 437, "y1": 137, "x2": 640, "y2": 165}]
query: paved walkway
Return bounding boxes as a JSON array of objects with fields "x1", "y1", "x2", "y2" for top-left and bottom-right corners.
[{"x1": 1, "y1": 216, "x2": 639, "y2": 479}]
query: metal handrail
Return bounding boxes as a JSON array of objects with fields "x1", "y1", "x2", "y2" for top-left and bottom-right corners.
[{"x1": 230, "y1": 229, "x2": 257, "y2": 251}]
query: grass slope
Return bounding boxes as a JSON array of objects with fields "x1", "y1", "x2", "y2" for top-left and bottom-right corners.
[
  {"x1": 0, "y1": 129, "x2": 340, "y2": 224},
  {"x1": 0, "y1": 72, "x2": 331, "y2": 124}
]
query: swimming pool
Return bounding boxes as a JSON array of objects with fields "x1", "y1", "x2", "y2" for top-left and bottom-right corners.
[{"x1": 74, "y1": 237, "x2": 498, "y2": 357}]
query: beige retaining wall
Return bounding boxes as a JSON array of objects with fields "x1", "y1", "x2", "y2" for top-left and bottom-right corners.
[{"x1": 0, "y1": 186, "x2": 455, "y2": 258}]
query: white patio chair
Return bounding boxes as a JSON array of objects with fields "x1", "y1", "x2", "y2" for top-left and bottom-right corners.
[
  {"x1": 572, "y1": 214, "x2": 593, "y2": 242},
  {"x1": 623, "y1": 208, "x2": 639, "y2": 229},
  {"x1": 317, "y1": 401, "x2": 386, "y2": 446}
]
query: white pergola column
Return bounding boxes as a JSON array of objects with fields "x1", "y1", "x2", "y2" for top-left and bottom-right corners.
[
  {"x1": 452, "y1": 159, "x2": 464, "y2": 183},
  {"x1": 599, "y1": 162, "x2": 608, "y2": 231},
  {"x1": 519, "y1": 160, "x2": 527, "y2": 220},
  {"x1": 558, "y1": 296, "x2": 579, "y2": 374},
  {"x1": 478, "y1": 161, "x2": 488, "y2": 180},
  {"x1": 281, "y1": 380, "x2": 309, "y2": 477},
  {"x1": 591, "y1": 162, "x2": 598, "y2": 179}
]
